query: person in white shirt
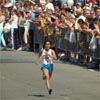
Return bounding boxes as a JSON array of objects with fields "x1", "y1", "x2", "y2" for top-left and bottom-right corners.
[
  {"x1": 45, "y1": 0, "x2": 55, "y2": 12},
  {"x1": 35, "y1": 39, "x2": 57, "y2": 95},
  {"x1": 67, "y1": 0, "x2": 74, "y2": 8},
  {"x1": 9, "y1": 9, "x2": 18, "y2": 50}
]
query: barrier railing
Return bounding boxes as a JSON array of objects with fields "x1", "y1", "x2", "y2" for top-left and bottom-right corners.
[{"x1": 34, "y1": 25, "x2": 100, "y2": 61}]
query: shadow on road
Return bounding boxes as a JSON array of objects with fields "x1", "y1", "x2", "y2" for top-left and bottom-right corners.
[
  {"x1": 28, "y1": 94, "x2": 49, "y2": 98},
  {"x1": 0, "y1": 59, "x2": 35, "y2": 63},
  {"x1": 28, "y1": 94, "x2": 45, "y2": 97}
]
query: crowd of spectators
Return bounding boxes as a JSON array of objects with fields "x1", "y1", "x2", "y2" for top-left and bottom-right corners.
[{"x1": 0, "y1": 0, "x2": 100, "y2": 69}]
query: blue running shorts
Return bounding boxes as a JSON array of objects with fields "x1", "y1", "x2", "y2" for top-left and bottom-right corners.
[{"x1": 40, "y1": 64, "x2": 54, "y2": 74}]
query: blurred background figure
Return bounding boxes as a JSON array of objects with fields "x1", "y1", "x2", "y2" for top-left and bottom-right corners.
[{"x1": 0, "y1": 9, "x2": 6, "y2": 49}]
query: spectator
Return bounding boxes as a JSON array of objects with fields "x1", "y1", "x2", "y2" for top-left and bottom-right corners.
[
  {"x1": 24, "y1": 12, "x2": 30, "y2": 46},
  {"x1": 63, "y1": 2, "x2": 68, "y2": 9},
  {"x1": 86, "y1": 0, "x2": 93, "y2": 9},
  {"x1": 17, "y1": 11, "x2": 25, "y2": 51},
  {"x1": 45, "y1": 0, "x2": 55, "y2": 12},
  {"x1": 15, "y1": 2, "x2": 24, "y2": 12},
  {"x1": 67, "y1": 0, "x2": 74, "y2": 8},
  {"x1": 74, "y1": 0, "x2": 85, "y2": 7},
  {"x1": 9, "y1": 9, "x2": 18, "y2": 50},
  {"x1": 63, "y1": 2, "x2": 72, "y2": 13},
  {"x1": 28, "y1": 10, "x2": 36, "y2": 51},
  {"x1": 54, "y1": 4, "x2": 61, "y2": 14},
  {"x1": 60, "y1": 0, "x2": 68, "y2": 8},
  {"x1": 93, "y1": 0, "x2": 100, "y2": 6},
  {"x1": 52, "y1": 0, "x2": 62, "y2": 8},
  {"x1": 4, "y1": 8, "x2": 11, "y2": 22},
  {"x1": 3, "y1": 7, "x2": 11, "y2": 48},
  {"x1": 0, "y1": 9, "x2": 6, "y2": 49},
  {"x1": 74, "y1": 2, "x2": 82, "y2": 16},
  {"x1": 90, "y1": 9, "x2": 96, "y2": 19},
  {"x1": 92, "y1": 17, "x2": 100, "y2": 38},
  {"x1": 75, "y1": 8, "x2": 85, "y2": 30},
  {"x1": 85, "y1": 9, "x2": 92, "y2": 23},
  {"x1": 95, "y1": 7, "x2": 100, "y2": 18}
]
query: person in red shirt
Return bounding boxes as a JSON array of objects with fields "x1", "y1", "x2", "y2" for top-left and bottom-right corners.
[
  {"x1": 87, "y1": 0, "x2": 93, "y2": 3},
  {"x1": 95, "y1": 0, "x2": 99, "y2": 6},
  {"x1": 0, "y1": 2, "x2": 2, "y2": 5}
]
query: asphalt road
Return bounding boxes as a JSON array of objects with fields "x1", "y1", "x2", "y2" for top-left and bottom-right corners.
[{"x1": 0, "y1": 51, "x2": 100, "y2": 100}]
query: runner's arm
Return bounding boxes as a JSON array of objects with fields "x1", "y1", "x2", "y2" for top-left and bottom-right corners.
[
  {"x1": 35, "y1": 50, "x2": 43, "y2": 65},
  {"x1": 50, "y1": 50, "x2": 57, "y2": 60}
]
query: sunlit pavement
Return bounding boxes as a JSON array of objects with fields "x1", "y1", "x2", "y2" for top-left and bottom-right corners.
[{"x1": 0, "y1": 51, "x2": 99, "y2": 100}]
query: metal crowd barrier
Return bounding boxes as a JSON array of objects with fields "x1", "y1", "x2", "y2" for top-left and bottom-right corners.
[
  {"x1": 34, "y1": 25, "x2": 44, "y2": 51},
  {"x1": 57, "y1": 28, "x2": 100, "y2": 60},
  {"x1": 34, "y1": 25, "x2": 100, "y2": 60}
]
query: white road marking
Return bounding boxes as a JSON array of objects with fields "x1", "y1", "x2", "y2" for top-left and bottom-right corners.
[
  {"x1": 88, "y1": 69, "x2": 95, "y2": 72},
  {"x1": 64, "y1": 96, "x2": 69, "y2": 99}
]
